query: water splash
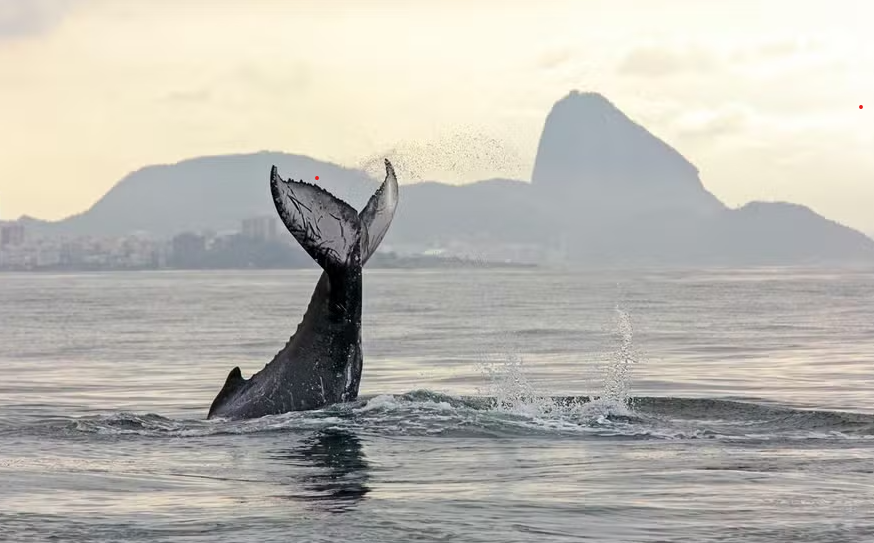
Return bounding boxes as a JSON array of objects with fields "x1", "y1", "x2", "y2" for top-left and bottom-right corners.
[
  {"x1": 477, "y1": 350, "x2": 545, "y2": 415},
  {"x1": 599, "y1": 305, "x2": 638, "y2": 405},
  {"x1": 476, "y1": 305, "x2": 640, "y2": 422}
]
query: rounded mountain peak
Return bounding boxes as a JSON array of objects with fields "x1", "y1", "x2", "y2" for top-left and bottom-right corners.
[{"x1": 531, "y1": 90, "x2": 703, "y2": 199}]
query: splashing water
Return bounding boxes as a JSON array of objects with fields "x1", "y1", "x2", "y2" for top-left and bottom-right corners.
[
  {"x1": 355, "y1": 131, "x2": 527, "y2": 184},
  {"x1": 477, "y1": 351, "x2": 543, "y2": 415},
  {"x1": 600, "y1": 305, "x2": 638, "y2": 405},
  {"x1": 476, "y1": 305, "x2": 640, "y2": 422}
]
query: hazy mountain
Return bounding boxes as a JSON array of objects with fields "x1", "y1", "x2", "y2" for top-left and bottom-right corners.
[
  {"x1": 522, "y1": 91, "x2": 874, "y2": 265},
  {"x1": 532, "y1": 91, "x2": 725, "y2": 215},
  {"x1": 707, "y1": 201, "x2": 874, "y2": 265},
  {"x1": 21, "y1": 90, "x2": 874, "y2": 266},
  {"x1": 28, "y1": 153, "x2": 378, "y2": 238}
]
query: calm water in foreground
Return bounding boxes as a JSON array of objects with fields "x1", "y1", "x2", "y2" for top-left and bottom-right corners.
[{"x1": 1, "y1": 268, "x2": 873, "y2": 543}]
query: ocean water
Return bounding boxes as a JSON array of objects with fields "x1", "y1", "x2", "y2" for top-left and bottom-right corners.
[{"x1": 1, "y1": 268, "x2": 873, "y2": 543}]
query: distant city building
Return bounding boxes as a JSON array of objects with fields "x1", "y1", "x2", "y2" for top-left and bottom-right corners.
[
  {"x1": 172, "y1": 232, "x2": 206, "y2": 258},
  {"x1": 241, "y1": 216, "x2": 278, "y2": 241},
  {"x1": 0, "y1": 223, "x2": 25, "y2": 247}
]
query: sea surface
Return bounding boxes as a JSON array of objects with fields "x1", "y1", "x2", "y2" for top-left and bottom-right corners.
[{"x1": 1, "y1": 268, "x2": 873, "y2": 543}]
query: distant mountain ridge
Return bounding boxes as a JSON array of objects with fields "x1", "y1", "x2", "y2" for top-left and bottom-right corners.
[
  {"x1": 22, "y1": 153, "x2": 379, "y2": 237},
  {"x1": 20, "y1": 91, "x2": 874, "y2": 266}
]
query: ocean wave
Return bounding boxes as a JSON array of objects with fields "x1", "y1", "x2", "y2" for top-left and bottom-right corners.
[{"x1": 4, "y1": 392, "x2": 873, "y2": 442}]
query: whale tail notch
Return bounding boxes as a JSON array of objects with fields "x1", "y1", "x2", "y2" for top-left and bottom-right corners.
[{"x1": 270, "y1": 159, "x2": 398, "y2": 271}]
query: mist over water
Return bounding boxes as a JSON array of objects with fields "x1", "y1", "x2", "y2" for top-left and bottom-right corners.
[{"x1": 1, "y1": 268, "x2": 873, "y2": 542}]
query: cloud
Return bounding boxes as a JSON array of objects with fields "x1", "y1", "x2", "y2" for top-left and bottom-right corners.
[
  {"x1": 664, "y1": 105, "x2": 754, "y2": 146},
  {"x1": 675, "y1": 108, "x2": 748, "y2": 139},
  {"x1": 617, "y1": 45, "x2": 717, "y2": 77},
  {"x1": 618, "y1": 39, "x2": 830, "y2": 80},
  {"x1": 534, "y1": 47, "x2": 576, "y2": 71},
  {"x1": 0, "y1": 0, "x2": 81, "y2": 40},
  {"x1": 158, "y1": 62, "x2": 310, "y2": 107},
  {"x1": 730, "y1": 38, "x2": 820, "y2": 64},
  {"x1": 162, "y1": 89, "x2": 213, "y2": 105},
  {"x1": 230, "y1": 62, "x2": 312, "y2": 97}
]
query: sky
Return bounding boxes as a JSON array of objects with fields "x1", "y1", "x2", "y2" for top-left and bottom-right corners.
[{"x1": 1, "y1": 0, "x2": 872, "y2": 233}]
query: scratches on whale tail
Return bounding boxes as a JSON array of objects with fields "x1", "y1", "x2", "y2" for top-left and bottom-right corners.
[
  {"x1": 270, "y1": 159, "x2": 399, "y2": 272},
  {"x1": 270, "y1": 166, "x2": 364, "y2": 273},
  {"x1": 208, "y1": 366, "x2": 246, "y2": 419}
]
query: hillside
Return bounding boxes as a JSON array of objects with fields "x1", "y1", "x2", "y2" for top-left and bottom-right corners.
[
  {"x1": 20, "y1": 91, "x2": 874, "y2": 266},
  {"x1": 43, "y1": 153, "x2": 378, "y2": 237}
]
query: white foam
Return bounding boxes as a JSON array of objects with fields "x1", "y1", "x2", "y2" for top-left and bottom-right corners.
[
  {"x1": 476, "y1": 304, "x2": 641, "y2": 425},
  {"x1": 357, "y1": 394, "x2": 454, "y2": 414}
]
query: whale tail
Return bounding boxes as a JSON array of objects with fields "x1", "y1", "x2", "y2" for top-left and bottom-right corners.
[
  {"x1": 207, "y1": 160, "x2": 397, "y2": 419},
  {"x1": 270, "y1": 159, "x2": 398, "y2": 271}
]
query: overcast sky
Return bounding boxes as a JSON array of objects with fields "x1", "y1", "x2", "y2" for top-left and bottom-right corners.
[{"x1": 1, "y1": 0, "x2": 872, "y2": 233}]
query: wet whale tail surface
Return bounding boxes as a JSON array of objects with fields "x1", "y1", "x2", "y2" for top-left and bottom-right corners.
[{"x1": 207, "y1": 160, "x2": 398, "y2": 420}]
